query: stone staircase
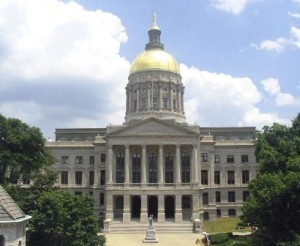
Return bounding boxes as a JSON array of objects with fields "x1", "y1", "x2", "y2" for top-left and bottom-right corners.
[{"x1": 108, "y1": 221, "x2": 194, "y2": 234}]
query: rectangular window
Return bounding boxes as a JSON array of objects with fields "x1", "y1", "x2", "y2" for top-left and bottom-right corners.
[
  {"x1": 89, "y1": 171, "x2": 94, "y2": 185},
  {"x1": 214, "y1": 155, "x2": 220, "y2": 164},
  {"x1": 75, "y1": 191, "x2": 82, "y2": 196},
  {"x1": 153, "y1": 98, "x2": 157, "y2": 109},
  {"x1": 133, "y1": 99, "x2": 137, "y2": 109},
  {"x1": 173, "y1": 99, "x2": 176, "y2": 109},
  {"x1": 142, "y1": 100, "x2": 146, "y2": 109},
  {"x1": 61, "y1": 171, "x2": 68, "y2": 185},
  {"x1": 203, "y1": 193, "x2": 209, "y2": 205},
  {"x1": 100, "y1": 170, "x2": 105, "y2": 185},
  {"x1": 100, "y1": 193, "x2": 104, "y2": 205},
  {"x1": 227, "y1": 155, "x2": 234, "y2": 163},
  {"x1": 75, "y1": 156, "x2": 83, "y2": 164},
  {"x1": 214, "y1": 171, "x2": 220, "y2": 184},
  {"x1": 228, "y1": 191, "x2": 235, "y2": 202},
  {"x1": 89, "y1": 156, "x2": 95, "y2": 165},
  {"x1": 100, "y1": 154, "x2": 106, "y2": 162},
  {"x1": 75, "y1": 171, "x2": 82, "y2": 185},
  {"x1": 163, "y1": 98, "x2": 168, "y2": 109},
  {"x1": 241, "y1": 154, "x2": 249, "y2": 163},
  {"x1": 61, "y1": 156, "x2": 68, "y2": 164},
  {"x1": 242, "y1": 170, "x2": 250, "y2": 184},
  {"x1": 243, "y1": 191, "x2": 250, "y2": 201},
  {"x1": 89, "y1": 191, "x2": 93, "y2": 196},
  {"x1": 201, "y1": 153, "x2": 208, "y2": 162},
  {"x1": 216, "y1": 191, "x2": 221, "y2": 203},
  {"x1": 227, "y1": 171, "x2": 235, "y2": 184},
  {"x1": 201, "y1": 170, "x2": 208, "y2": 185}
]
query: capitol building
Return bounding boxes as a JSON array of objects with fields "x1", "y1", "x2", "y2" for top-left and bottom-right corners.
[{"x1": 46, "y1": 17, "x2": 258, "y2": 233}]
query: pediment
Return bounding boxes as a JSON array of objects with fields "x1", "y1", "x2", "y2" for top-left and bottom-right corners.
[{"x1": 108, "y1": 118, "x2": 197, "y2": 137}]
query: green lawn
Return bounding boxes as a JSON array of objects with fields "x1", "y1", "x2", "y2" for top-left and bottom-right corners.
[{"x1": 203, "y1": 217, "x2": 251, "y2": 234}]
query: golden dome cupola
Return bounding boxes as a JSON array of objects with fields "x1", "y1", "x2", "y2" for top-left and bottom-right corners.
[{"x1": 125, "y1": 13, "x2": 186, "y2": 125}]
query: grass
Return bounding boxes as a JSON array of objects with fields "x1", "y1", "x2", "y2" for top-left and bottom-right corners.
[{"x1": 203, "y1": 217, "x2": 251, "y2": 234}]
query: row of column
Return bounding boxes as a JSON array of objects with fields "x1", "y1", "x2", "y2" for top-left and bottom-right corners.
[{"x1": 106, "y1": 144, "x2": 199, "y2": 184}]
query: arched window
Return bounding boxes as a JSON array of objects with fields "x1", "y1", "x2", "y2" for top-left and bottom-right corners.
[
  {"x1": 165, "y1": 153, "x2": 174, "y2": 183},
  {"x1": 148, "y1": 153, "x2": 157, "y2": 183},
  {"x1": 181, "y1": 152, "x2": 190, "y2": 183},
  {"x1": 132, "y1": 153, "x2": 141, "y2": 183},
  {"x1": 116, "y1": 152, "x2": 124, "y2": 183}
]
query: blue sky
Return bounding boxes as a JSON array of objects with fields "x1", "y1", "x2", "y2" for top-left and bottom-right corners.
[{"x1": 0, "y1": 0, "x2": 299, "y2": 139}]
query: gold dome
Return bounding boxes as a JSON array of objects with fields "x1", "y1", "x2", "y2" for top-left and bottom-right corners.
[{"x1": 129, "y1": 48, "x2": 180, "y2": 75}]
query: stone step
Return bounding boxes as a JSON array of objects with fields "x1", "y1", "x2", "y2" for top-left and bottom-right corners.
[{"x1": 108, "y1": 222, "x2": 194, "y2": 234}]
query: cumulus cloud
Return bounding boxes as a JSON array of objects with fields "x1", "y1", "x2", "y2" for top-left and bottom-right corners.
[
  {"x1": 261, "y1": 78, "x2": 297, "y2": 106},
  {"x1": 212, "y1": 0, "x2": 252, "y2": 15},
  {"x1": 251, "y1": 26, "x2": 300, "y2": 53},
  {"x1": 0, "y1": 0, "x2": 130, "y2": 137}
]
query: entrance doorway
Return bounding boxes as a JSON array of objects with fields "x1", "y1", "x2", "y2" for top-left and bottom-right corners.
[
  {"x1": 148, "y1": 196, "x2": 158, "y2": 219},
  {"x1": 131, "y1": 196, "x2": 141, "y2": 220},
  {"x1": 165, "y1": 196, "x2": 175, "y2": 219}
]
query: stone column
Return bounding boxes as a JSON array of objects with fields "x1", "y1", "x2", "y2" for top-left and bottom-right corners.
[
  {"x1": 141, "y1": 195, "x2": 148, "y2": 223},
  {"x1": 159, "y1": 82, "x2": 163, "y2": 111},
  {"x1": 170, "y1": 86, "x2": 174, "y2": 111},
  {"x1": 124, "y1": 145, "x2": 130, "y2": 185},
  {"x1": 192, "y1": 194, "x2": 200, "y2": 220},
  {"x1": 105, "y1": 192, "x2": 114, "y2": 220},
  {"x1": 158, "y1": 194, "x2": 165, "y2": 222},
  {"x1": 192, "y1": 144, "x2": 198, "y2": 183},
  {"x1": 141, "y1": 145, "x2": 147, "y2": 184},
  {"x1": 158, "y1": 144, "x2": 164, "y2": 184},
  {"x1": 147, "y1": 84, "x2": 151, "y2": 111},
  {"x1": 123, "y1": 194, "x2": 130, "y2": 222},
  {"x1": 210, "y1": 152, "x2": 215, "y2": 188},
  {"x1": 177, "y1": 86, "x2": 182, "y2": 113},
  {"x1": 107, "y1": 145, "x2": 113, "y2": 184},
  {"x1": 176, "y1": 144, "x2": 181, "y2": 184},
  {"x1": 128, "y1": 87, "x2": 132, "y2": 112},
  {"x1": 136, "y1": 88, "x2": 140, "y2": 111},
  {"x1": 175, "y1": 194, "x2": 182, "y2": 222}
]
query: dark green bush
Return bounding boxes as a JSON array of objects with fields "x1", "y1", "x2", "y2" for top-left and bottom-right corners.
[{"x1": 210, "y1": 233, "x2": 230, "y2": 244}]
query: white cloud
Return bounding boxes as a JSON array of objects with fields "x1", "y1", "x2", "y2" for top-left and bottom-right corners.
[
  {"x1": 261, "y1": 78, "x2": 280, "y2": 95},
  {"x1": 288, "y1": 12, "x2": 300, "y2": 19},
  {"x1": 0, "y1": 0, "x2": 130, "y2": 138},
  {"x1": 251, "y1": 26, "x2": 300, "y2": 53},
  {"x1": 212, "y1": 0, "x2": 251, "y2": 15},
  {"x1": 276, "y1": 93, "x2": 296, "y2": 106}
]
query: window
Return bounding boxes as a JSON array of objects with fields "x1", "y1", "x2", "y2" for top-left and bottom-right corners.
[
  {"x1": 216, "y1": 209, "x2": 221, "y2": 217},
  {"x1": 89, "y1": 171, "x2": 94, "y2": 185},
  {"x1": 181, "y1": 152, "x2": 190, "y2": 183},
  {"x1": 227, "y1": 171, "x2": 235, "y2": 184},
  {"x1": 227, "y1": 155, "x2": 234, "y2": 163},
  {"x1": 90, "y1": 156, "x2": 95, "y2": 165},
  {"x1": 201, "y1": 170, "x2": 208, "y2": 185},
  {"x1": 214, "y1": 155, "x2": 220, "y2": 164},
  {"x1": 148, "y1": 153, "x2": 157, "y2": 183},
  {"x1": 165, "y1": 153, "x2": 174, "y2": 183},
  {"x1": 133, "y1": 99, "x2": 137, "y2": 109},
  {"x1": 214, "y1": 171, "x2": 220, "y2": 184},
  {"x1": 115, "y1": 196, "x2": 124, "y2": 209},
  {"x1": 89, "y1": 191, "x2": 93, "y2": 196},
  {"x1": 153, "y1": 98, "x2": 157, "y2": 110},
  {"x1": 241, "y1": 154, "x2": 249, "y2": 163},
  {"x1": 201, "y1": 153, "x2": 208, "y2": 162},
  {"x1": 243, "y1": 191, "x2": 250, "y2": 201},
  {"x1": 228, "y1": 191, "x2": 235, "y2": 202},
  {"x1": 182, "y1": 196, "x2": 191, "y2": 208},
  {"x1": 173, "y1": 99, "x2": 176, "y2": 109},
  {"x1": 163, "y1": 98, "x2": 168, "y2": 109},
  {"x1": 0, "y1": 235, "x2": 5, "y2": 246},
  {"x1": 203, "y1": 193, "x2": 209, "y2": 205},
  {"x1": 61, "y1": 156, "x2": 68, "y2": 164},
  {"x1": 75, "y1": 156, "x2": 83, "y2": 164},
  {"x1": 203, "y1": 212, "x2": 209, "y2": 220},
  {"x1": 100, "y1": 193, "x2": 105, "y2": 205},
  {"x1": 228, "y1": 209, "x2": 236, "y2": 216},
  {"x1": 132, "y1": 153, "x2": 141, "y2": 183},
  {"x1": 100, "y1": 153, "x2": 106, "y2": 162},
  {"x1": 61, "y1": 171, "x2": 68, "y2": 185},
  {"x1": 216, "y1": 191, "x2": 221, "y2": 203},
  {"x1": 116, "y1": 153, "x2": 125, "y2": 183},
  {"x1": 100, "y1": 170, "x2": 105, "y2": 185},
  {"x1": 75, "y1": 191, "x2": 82, "y2": 196},
  {"x1": 142, "y1": 100, "x2": 146, "y2": 109},
  {"x1": 242, "y1": 170, "x2": 249, "y2": 184},
  {"x1": 75, "y1": 171, "x2": 82, "y2": 185}
]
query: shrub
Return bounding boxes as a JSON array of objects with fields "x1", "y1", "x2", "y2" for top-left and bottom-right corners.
[{"x1": 210, "y1": 233, "x2": 230, "y2": 244}]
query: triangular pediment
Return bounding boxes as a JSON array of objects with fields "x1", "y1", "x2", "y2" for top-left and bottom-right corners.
[{"x1": 108, "y1": 117, "x2": 198, "y2": 137}]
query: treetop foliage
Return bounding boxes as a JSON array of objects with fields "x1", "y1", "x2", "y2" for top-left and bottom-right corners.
[{"x1": 0, "y1": 114, "x2": 55, "y2": 184}]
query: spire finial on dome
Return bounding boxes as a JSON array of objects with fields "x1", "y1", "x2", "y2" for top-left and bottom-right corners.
[{"x1": 152, "y1": 10, "x2": 157, "y2": 26}]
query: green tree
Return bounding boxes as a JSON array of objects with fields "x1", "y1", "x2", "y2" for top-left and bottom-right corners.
[
  {"x1": 0, "y1": 114, "x2": 55, "y2": 184},
  {"x1": 242, "y1": 113, "x2": 300, "y2": 245},
  {"x1": 27, "y1": 190, "x2": 106, "y2": 246}
]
